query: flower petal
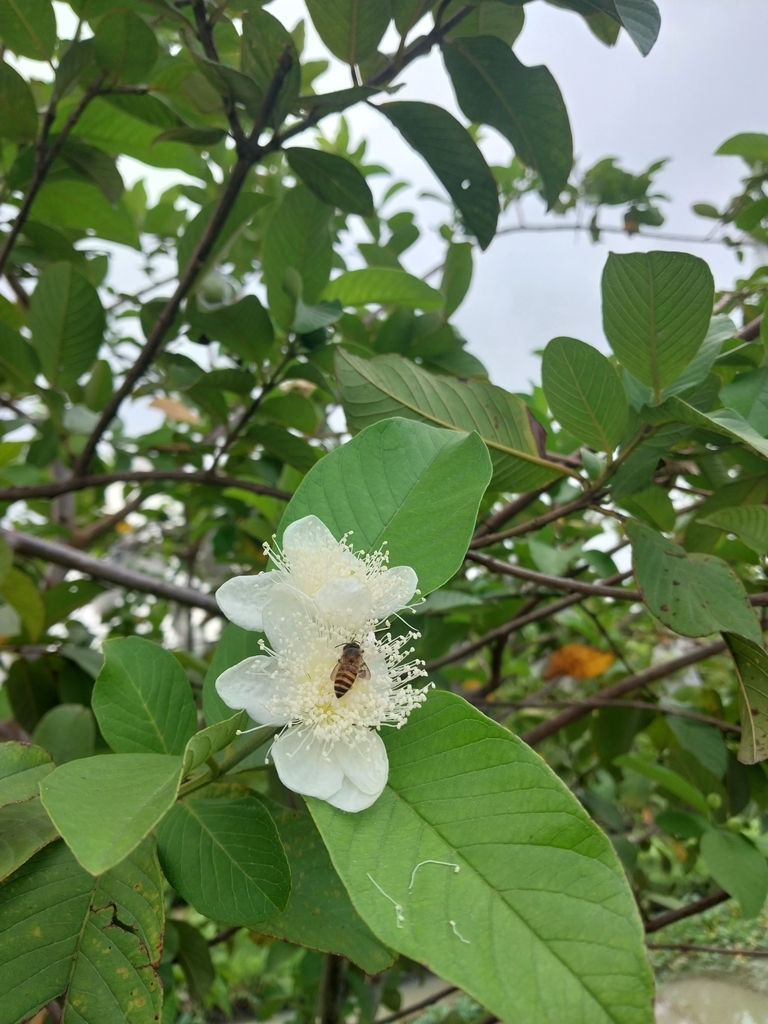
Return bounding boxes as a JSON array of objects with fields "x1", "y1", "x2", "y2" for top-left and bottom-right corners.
[
  {"x1": 216, "y1": 572, "x2": 280, "y2": 631},
  {"x1": 372, "y1": 565, "x2": 419, "y2": 621},
  {"x1": 283, "y1": 515, "x2": 338, "y2": 555},
  {"x1": 335, "y1": 730, "x2": 389, "y2": 795},
  {"x1": 261, "y1": 583, "x2": 318, "y2": 652},
  {"x1": 215, "y1": 656, "x2": 291, "y2": 725},
  {"x1": 271, "y1": 728, "x2": 343, "y2": 799},
  {"x1": 326, "y1": 775, "x2": 381, "y2": 812},
  {"x1": 315, "y1": 577, "x2": 372, "y2": 633}
]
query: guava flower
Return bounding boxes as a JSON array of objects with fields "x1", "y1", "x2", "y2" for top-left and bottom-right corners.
[{"x1": 215, "y1": 516, "x2": 429, "y2": 812}]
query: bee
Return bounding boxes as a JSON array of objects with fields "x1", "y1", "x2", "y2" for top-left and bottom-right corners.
[{"x1": 330, "y1": 642, "x2": 371, "y2": 699}]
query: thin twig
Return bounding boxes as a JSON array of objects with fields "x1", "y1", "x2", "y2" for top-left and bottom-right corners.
[
  {"x1": 470, "y1": 490, "x2": 604, "y2": 548},
  {"x1": 376, "y1": 987, "x2": 459, "y2": 1024},
  {"x1": 208, "y1": 925, "x2": 240, "y2": 947},
  {"x1": 0, "y1": 470, "x2": 291, "y2": 503},
  {"x1": 644, "y1": 891, "x2": 730, "y2": 933},
  {"x1": 485, "y1": 698, "x2": 740, "y2": 733},
  {"x1": 473, "y1": 485, "x2": 554, "y2": 538},
  {"x1": 647, "y1": 942, "x2": 768, "y2": 957},
  {"x1": 465, "y1": 551, "x2": 642, "y2": 600}
]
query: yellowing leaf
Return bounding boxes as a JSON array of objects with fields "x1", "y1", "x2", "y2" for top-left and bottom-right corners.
[
  {"x1": 544, "y1": 644, "x2": 614, "y2": 680},
  {"x1": 150, "y1": 396, "x2": 201, "y2": 424}
]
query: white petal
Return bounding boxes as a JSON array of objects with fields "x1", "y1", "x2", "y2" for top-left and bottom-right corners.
[
  {"x1": 326, "y1": 775, "x2": 381, "y2": 812},
  {"x1": 315, "y1": 577, "x2": 372, "y2": 633},
  {"x1": 216, "y1": 572, "x2": 280, "y2": 631},
  {"x1": 335, "y1": 731, "x2": 389, "y2": 795},
  {"x1": 272, "y1": 728, "x2": 343, "y2": 799},
  {"x1": 283, "y1": 515, "x2": 338, "y2": 555},
  {"x1": 372, "y1": 565, "x2": 419, "y2": 621},
  {"x1": 215, "y1": 656, "x2": 291, "y2": 725},
  {"x1": 261, "y1": 584, "x2": 317, "y2": 652}
]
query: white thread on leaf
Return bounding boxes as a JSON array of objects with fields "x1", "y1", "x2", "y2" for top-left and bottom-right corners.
[
  {"x1": 408, "y1": 860, "x2": 461, "y2": 892},
  {"x1": 367, "y1": 872, "x2": 404, "y2": 928},
  {"x1": 449, "y1": 920, "x2": 470, "y2": 944}
]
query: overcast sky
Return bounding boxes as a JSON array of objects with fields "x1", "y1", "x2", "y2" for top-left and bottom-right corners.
[{"x1": 114, "y1": 1, "x2": 768, "y2": 399}]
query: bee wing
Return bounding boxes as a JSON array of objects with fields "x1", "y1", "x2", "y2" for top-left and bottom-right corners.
[
  {"x1": 358, "y1": 661, "x2": 371, "y2": 680},
  {"x1": 330, "y1": 660, "x2": 342, "y2": 682}
]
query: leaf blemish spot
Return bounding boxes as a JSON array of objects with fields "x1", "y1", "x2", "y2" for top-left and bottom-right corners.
[
  {"x1": 367, "y1": 872, "x2": 404, "y2": 928},
  {"x1": 408, "y1": 859, "x2": 461, "y2": 891},
  {"x1": 449, "y1": 920, "x2": 471, "y2": 944}
]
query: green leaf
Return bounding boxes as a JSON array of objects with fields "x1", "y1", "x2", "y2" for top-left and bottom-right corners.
[
  {"x1": 717, "y1": 133, "x2": 768, "y2": 164},
  {"x1": 721, "y1": 367, "x2": 768, "y2": 434},
  {"x1": 250, "y1": 423, "x2": 323, "y2": 473},
  {"x1": 261, "y1": 805, "x2": 394, "y2": 973},
  {"x1": 92, "y1": 637, "x2": 198, "y2": 756},
  {"x1": 177, "y1": 192, "x2": 272, "y2": 279},
  {"x1": 0, "y1": 566, "x2": 45, "y2": 640},
  {"x1": 379, "y1": 101, "x2": 499, "y2": 250},
  {"x1": 293, "y1": 85, "x2": 377, "y2": 114},
  {"x1": 173, "y1": 920, "x2": 214, "y2": 1001},
  {"x1": 203, "y1": 623, "x2": 266, "y2": 726},
  {"x1": 28, "y1": 262, "x2": 106, "y2": 388},
  {"x1": 700, "y1": 506, "x2": 768, "y2": 555},
  {"x1": 723, "y1": 634, "x2": 768, "y2": 766},
  {"x1": 292, "y1": 298, "x2": 343, "y2": 333},
  {"x1": 187, "y1": 294, "x2": 274, "y2": 363},
  {"x1": 40, "y1": 753, "x2": 183, "y2": 874},
  {"x1": 542, "y1": 336, "x2": 628, "y2": 451},
  {"x1": 642, "y1": 395, "x2": 768, "y2": 461},
  {"x1": 613, "y1": 0, "x2": 661, "y2": 55},
  {"x1": 60, "y1": 138, "x2": 125, "y2": 204},
  {"x1": 154, "y1": 124, "x2": 227, "y2": 147},
  {"x1": 311, "y1": 692, "x2": 653, "y2": 1024},
  {"x1": 700, "y1": 829, "x2": 768, "y2": 918},
  {"x1": 31, "y1": 178, "x2": 141, "y2": 248},
  {"x1": 626, "y1": 520, "x2": 762, "y2": 643},
  {"x1": 0, "y1": 0, "x2": 56, "y2": 60},
  {"x1": 602, "y1": 251, "x2": 714, "y2": 399},
  {"x1": 32, "y1": 704, "x2": 96, "y2": 765},
  {"x1": 442, "y1": 37, "x2": 572, "y2": 208},
  {"x1": 662, "y1": 313, "x2": 734, "y2": 398},
  {"x1": 93, "y1": 9, "x2": 159, "y2": 84},
  {"x1": 448, "y1": 2, "x2": 525, "y2": 45},
  {"x1": 157, "y1": 796, "x2": 290, "y2": 924},
  {"x1": 42, "y1": 578, "x2": 105, "y2": 628},
  {"x1": 441, "y1": 241, "x2": 473, "y2": 317},
  {"x1": 286, "y1": 147, "x2": 374, "y2": 216},
  {"x1": 281, "y1": 418, "x2": 492, "y2": 595},
  {"x1": 182, "y1": 712, "x2": 244, "y2": 775},
  {"x1": 0, "y1": 61, "x2": 38, "y2": 141},
  {"x1": 0, "y1": 799, "x2": 58, "y2": 882},
  {"x1": 613, "y1": 754, "x2": 711, "y2": 816},
  {"x1": 241, "y1": 7, "x2": 301, "y2": 126},
  {"x1": 665, "y1": 716, "x2": 727, "y2": 779},
  {"x1": 0, "y1": 742, "x2": 53, "y2": 807},
  {"x1": 0, "y1": 322, "x2": 39, "y2": 385},
  {"x1": 262, "y1": 185, "x2": 333, "y2": 329},
  {"x1": 322, "y1": 268, "x2": 443, "y2": 311},
  {"x1": 335, "y1": 348, "x2": 563, "y2": 492},
  {"x1": 305, "y1": 0, "x2": 392, "y2": 63},
  {"x1": 0, "y1": 838, "x2": 164, "y2": 1024}
]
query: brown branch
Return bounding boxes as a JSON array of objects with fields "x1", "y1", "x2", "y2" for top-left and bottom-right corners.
[
  {"x1": 644, "y1": 890, "x2": 730, "y2": 933},
  {"x1": 70, "y1": 492, "x2": 147, "y2": 549},
  {"x1": 2, "y1": 528, "x2": 221, "y2": 614},
  {"x1": 496, "y1": 222, "x2": 753, "y2": 247},
  {"x1": 647, "y1": 942, "x2": 768, "y2": 957},
  {"x1": 473, "y1": 485, "x2": 553, "y2": 539},
  {"x1": 317, "y1": 953, "x2": 347, "y2": 1024},
  {"x1": 190, "y1": 0, "x2": 247, "y2": 149},
  {"x1": 486, "y1": 698, "x2": 740, "y2": 733},
  {"x1": 522, "y1": 639, "x2": 727, "y2": 746},
  {"x1": 0, "y1": 470, "x2": 291, "y2": 503},
  {"x1": 0, "y1": 73, "x2": 107, "y2": 281},
  {"x1": 470, "y1": 490, "x2": 604, "y2": 548},
  {"x1": 466, "y1": 551, "x2": 642, "y2": 601},
  {"x1": 208, "y1": 925, "x2": 240, "y2": 947},
  {"x1": 736, "y1": 313, "x2": 763, "y2": 341},
  {"x1": 4, "y1": 271, "x2": 29, "y2": 309},
  {"x1": 376, "y1": 987, "x2": 459, "y2": 1024}
]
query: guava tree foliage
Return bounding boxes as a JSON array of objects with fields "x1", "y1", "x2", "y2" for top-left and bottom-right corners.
[{"x1": 5, "y1": 1, "x2": 768, "y2": 1023}]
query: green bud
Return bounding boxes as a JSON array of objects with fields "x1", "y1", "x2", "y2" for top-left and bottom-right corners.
[{"x1": 706, "y1": 792, "x2": 722, "y2": 809}]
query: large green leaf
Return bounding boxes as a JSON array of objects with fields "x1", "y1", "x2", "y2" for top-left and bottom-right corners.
[
  {"x1": 700, "y1": 506, "x2": 768, "y2": 555},
  {"x1": 335, "y1": 348, "x2": 563, "y2": 492},
  {"x1": 0, "y1": 839, "x2": 164, "y2": 1024},
  {"x1": 627, "y1": 520, "x2": 762, "y2": 643},
  {"x1": 0, "y1": 799, "x2": 58, "y2": 882},
  {"x1": 241, "y1": 7, "x2": 301, "y2": 125},
  {"x1": 0, "y1": 566, "x2": 44, "y2": 640},
  {"x1": 0, "y1": 0, "x2": 56, "y2": 60},
  {"x1": 602, "y1": 251, "x2": 714, "y2": 400},
  {"x1": 187, "y1": 294, "x2": 274, "y2": 363},
  {"x1": 40, "y1": 754, "x2": 183, "y2": 874},
  {"x1": 0, "y1": 61, "x2": 38, "y2": 141},
  {"x1": 157, "y1": 797, "x2": 290, "y2": 924},
  {"x1": 177, "y1": 192, "x2": 272, "y2": 279},
  {"x1": 613, "y1": 754, "x2": 710, "y2": 816},
  {"x1": 305, "y1": 0, "x2": 392, "y2": 62},
  {"x1": 286, "y1": 147, "x2": 374, "y2": 216},
  {"x1": 442, "y1": 37, "x2": 572, "y2": 208},
  {"x1": 203, "y1": 623, "x2": 266, "y2": 725},
  {"x1": 280, "y1": 418, "x2": 491, "y2": 595},
  {"x1": 28, "y1": 262, "x2": 105, "y2": 388},
  {"x1": 724, "y1": 634, "x2": 768, "y2": 766},
  {"x1": 93, "y1": 9, "x2": 158, "y2": 84},
  {"x1": 542, "y1": 336, "x2": 628, "y2": 451},
  {"x1": 0, "y1": 742, "x2": 53, "y2": 806},
  {"x1": 92, "y1": 637, "x2": 198, "y2": 756},
  {"x1": 322, "y1": 268, "x2": 443, "y2": 310},
  {"x1": 262, "y1": 185, "x2": 333, "y2": 329},
  {"x1": 260, "y1": 806, "x2": 394, "y2": 973},
  {"x1": 721, "y1": 367, "x2": 768, "y2": 435},
  {"x1": 32, "y1": 703, "x2": 96, "y2": 764},
  {"x1": 31, "y1": 178, "x2": 141, "y2": 248},
  {"x1": 700, "y1": 829, "x2": 768, "y2": 918},
  {"x1": 554, "y1": 0, "x2": 660, "y2": 55},
  {"x1": 0, "y1": 322, "x2": 39, "y2": 385},
  {"x1": 642, "y1": 395, "x2": 768, "y2": 461},
  {"x1": 448, "y1": 2, "x2": 525, "y2": 45},
  {"x1": 311, "y1": 692, "x2": 653, "y2": 1024},
  {"x1": 379, "y1": 101, "x2": 499, "y2": 250}
]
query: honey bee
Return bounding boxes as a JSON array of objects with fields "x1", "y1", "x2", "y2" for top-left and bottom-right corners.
[{"x1": 330, "y1": 642, "x2": 370, "y2": 698}]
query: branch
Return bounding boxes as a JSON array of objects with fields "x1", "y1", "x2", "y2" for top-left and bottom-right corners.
[
  {"x1": 644, "y1": 890, "x2": 730, "y2": 933},
  {"x1": 473, "y1": 486, "x2": 554, "y2": 539},
  {"x1": 317, "y1": 954, "x2": 347, "y2": 1024},
  {"x1": 190, "y1": 0, "x2": 247, "y2": 148},
  {"x1": 496, "y1": 221, "x2": 753, "y2": 247},
  {"x1": 0, "y1": 470, "x2": 291, "y2": 503},
  {"x1": 465, "y1": 551, "x2": 642, "y2": 600},
  {"x1": 647, "y1": 942, "x2": 768, "y2": 957},
  {"x1": 2, "y1": 528, "x2": 221, "y2": 613},
  {"x1": 486, "y1": 698, "x2": 740, "y2": 733},
  {"x1": 522, "y1": 639, "x2": 727, "y2": 746},
  {"x1": 470, "y1": 490, "x2": 604, "y2": 548},
  {"x1": 376, "y1": 987, "x2": 459, "y2": 1024},
  {"x1": 0, "y1": 73, "x2": 107, "y2": 280}
]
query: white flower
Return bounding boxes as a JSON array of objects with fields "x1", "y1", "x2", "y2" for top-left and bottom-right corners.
[{"x1": 215, "y1": 516, "x2": 429, "y2": 812}]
